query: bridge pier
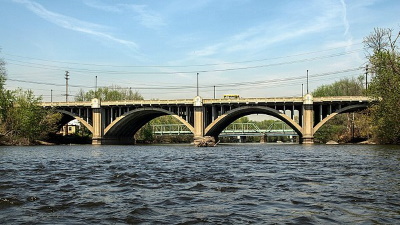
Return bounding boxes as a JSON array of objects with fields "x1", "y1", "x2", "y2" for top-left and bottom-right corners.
[
  {"x1": 260, "y1": 134, "x2": 266, "y2": 143},
  {"x1": 193, "y1": 96, "x2": 204, "y2": 139},
  {"x1": 91, "y1": 98, "x2": 104, "y2": 145},
  {"x1": 301, "y1": 94, "x2": 314, "y2": 144}
]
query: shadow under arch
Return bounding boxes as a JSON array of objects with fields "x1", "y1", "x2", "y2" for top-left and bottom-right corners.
[
  {"x1": 205, "y1": 106, "x2": 303, "y2": 137},
  {"x1": 56, "y1": 109, "x2": 94, "y2": 134},
  {"x1": 104, "y1": 107, "x2": 195, "y2": 139},
  {"x1": 313, "y1": 104, "x2": 369, "y2": 135}
]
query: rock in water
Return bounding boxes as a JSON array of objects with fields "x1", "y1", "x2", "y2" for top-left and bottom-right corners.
[
  {"x1": 326, "y1": 140, "x2": 339, "y2": 145},
  {"x1": 194, "y1": 136, "x2": 216, "y2": 147}
]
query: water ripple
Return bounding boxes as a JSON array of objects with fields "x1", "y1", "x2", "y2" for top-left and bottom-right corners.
[{"x1": 0, "y1": 144, "x2": 399, "y2": 224}]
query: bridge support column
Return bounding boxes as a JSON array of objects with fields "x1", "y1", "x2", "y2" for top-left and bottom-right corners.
[
  {"x1": 193, "y1": 96, "x2": 204, "y2": 138},
  {"x1": 212, "y1": 105, "x2": 217, "y2": 122},
  {"x1": 302, "y1": 94, "x2": 314, "y2": 144},
  {"x1": 260, "y1": 135, "x2": 266, "y2": 143},
  {"x1": 91, "y1": 98, "x2": 104, "y2": 145}
]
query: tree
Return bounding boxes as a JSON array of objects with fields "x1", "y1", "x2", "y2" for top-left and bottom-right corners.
[
  {"x1": 3, "y1": 89, "x2": 61, "y2": 144},
  {"x1": 0, "y1": 54, "x2": 14, "y2": 124},
  {"x1": 135, "y1": 115, "x2": 187, "y2": 143},
  {"x1": 364, "y1": 28, "x2": 400, "y2": 144},
  {"x1": 312, "y1": 76, "x2": 370, "y2": 143},
  {"x1": 135, "y1": 123, "x2": 154, "y2": 143},
  {"x1": 75, "y1": 85, "x2": 143, "y2": 101},
  {"x1": 0, "y1": 55, "x2": 5, "y2": 88},
  {"x1": 312, "y1": 76, "x2": 365, "y2": 97},
  {"x1": 0, "y1": 53, "x2": 61, "y2": 144}
]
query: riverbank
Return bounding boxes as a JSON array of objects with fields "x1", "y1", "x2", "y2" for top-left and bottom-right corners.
[
  {"x1": 0, "y1": 134, "x2": 92, "y2": 146},
  {"x1": 0, "y1": 135, "x2": 381, "y2": 146}
]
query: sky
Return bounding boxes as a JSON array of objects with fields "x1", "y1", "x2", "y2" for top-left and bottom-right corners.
[{"x1": 0, "y1": 0, "x2": 399, "y2": 102}]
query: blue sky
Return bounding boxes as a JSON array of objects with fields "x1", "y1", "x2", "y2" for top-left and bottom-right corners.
[{"x1": 0, "y1": 0, "x2": 399, "y2": 101}]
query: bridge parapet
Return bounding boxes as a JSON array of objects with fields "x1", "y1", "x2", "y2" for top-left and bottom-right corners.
[
  {"x1": 41, "y1": 101, "x2": 92, "y2": 107},
  {"x1": 41, "y1": 99, "x2": 195, "y2": 107},
  {"x1": 101, "y1": 99, "x2": 194, "y2": 106},
  {"x1": 41, "y1": 96, "x2": 372, "y2": 107},
  {"x1": 313, "y1": 96, "x2": 371, "y2": 102},
  {"x1": 203, "y1": 97, "x2": 303, "y2": 104}
]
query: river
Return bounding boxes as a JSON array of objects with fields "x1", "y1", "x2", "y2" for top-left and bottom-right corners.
[{"x1": 1, "y1": 144, "x2": 399, "y2": 224}]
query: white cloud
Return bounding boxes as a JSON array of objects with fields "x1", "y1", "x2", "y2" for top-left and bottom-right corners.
[
  {"x1": 340, "y1": 0, "x2": 350, "y2": 36},
  {"x1": 83, "y1": 0, "x2": 122, "y2": 13},
  {"x1": 13, "y1": 0, "x2": 138, "y2": 49},
  {"x1": 126, "y1": 4, "x2": 166, "y2": 29},
  {"x1": 191, "y1": 10, "x2": 338, "y2": 58},
  {"x1": 339, "y1": 0, "x2": 355, "y2": 52},
  {"x1": 83, "y1": 0, "x2": 166, "y2": 30},
  {"x1": 190, "y1": 44, "x2": 221, "y2": 57}
]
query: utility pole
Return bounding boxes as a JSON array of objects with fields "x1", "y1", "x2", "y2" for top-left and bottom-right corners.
[
  {"x1": 352, "y1": 112, "x2": 355, "y2": 141},
  {"x1": 196, "y1": 73, "x2": 199, "y2": 96},
  {"x1": 365, "y1": 64, "x2": 368, "y2": 93},
  {"x1": 95, "y1": 75, "x2": 98, "y2": 98},
  {"x1": 306, "y1": 70, "x2": 309, "y2": 94},
  {"x1": 214, "y1": 85, "x2": 216, "y2": 99},
  {"x1": 65, "y1": 71, "x2": 69, "y2": 102},
  {"x1": 64, "y1": 71, "x2": 70, "y2": 136},
  {"x1": 302, "y1": 84, "x2": 304, "y2": 96},
  {"x1": 51, "y1": 89, "x2": 53, "y2": 102}
]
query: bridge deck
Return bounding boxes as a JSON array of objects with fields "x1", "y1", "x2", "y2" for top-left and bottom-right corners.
[{"x1": 41, "y1": 96, "x2": 371, "y2": 107}]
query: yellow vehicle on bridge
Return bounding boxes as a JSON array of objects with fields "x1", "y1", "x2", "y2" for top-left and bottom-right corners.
[{"x1": 223, "y1": 94, "x2": 240, "y2": 99}]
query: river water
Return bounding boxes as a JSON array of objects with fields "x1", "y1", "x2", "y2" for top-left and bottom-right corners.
[{"x1": 0, "y1": 144, "x2": 399, "y2": 224}]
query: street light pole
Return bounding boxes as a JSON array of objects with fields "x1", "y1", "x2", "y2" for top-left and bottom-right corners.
[
  {"x1": 214, "y1": 85, "x2": 216, "y2": 99},
  {"x1": 65, "y1": 71, "x2": 69, "y2": 102},
  {"x1": 196, "y1": 73, "x2": 199, "y2": 96},
  {"x1": 365, "y1": 64, "x2": 368, "y2": 93},
  {"x1": 306, "y1": 70, "x2": 309, "y2": 94}
]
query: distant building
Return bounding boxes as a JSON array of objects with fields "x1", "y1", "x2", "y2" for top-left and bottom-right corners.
[{"x1": 58, "y1": 119, "x2": 80, "y2": 136}]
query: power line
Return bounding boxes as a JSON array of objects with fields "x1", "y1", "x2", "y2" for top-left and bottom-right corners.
[
  {"x1": 8, "y1": 67, "x2": 362, "y2": 93},
  {"x1": 4, "y1": 49, "x2": 363, "y2": 75},
  {"x1": 6, "y1": 78, "x2": 93, "y2": 88},
  {"x1": 2, "y1": 42, "x2": 363, "y2": 68},
  {"x1": 56, "y1": 72, "x2": 358, "y2": 99}
]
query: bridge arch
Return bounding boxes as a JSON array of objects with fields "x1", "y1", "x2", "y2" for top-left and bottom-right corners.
[
  {"x1": 313, "y1": 104, "x2": 369, "y2": 135},
  {"x1": 205, "y1": 106, "x2": 303, "y2": 137},
  {"x1": 56, "y1": 109, "x2": 94, "y2": 134},
  {"x1": 104, "y1": 107, "x2": 195, "y2": 139}
]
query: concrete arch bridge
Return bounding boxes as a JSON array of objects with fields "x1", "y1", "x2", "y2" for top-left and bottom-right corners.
[{"x1": 41, "y1": 94, "x2": 371, "y2": 145}]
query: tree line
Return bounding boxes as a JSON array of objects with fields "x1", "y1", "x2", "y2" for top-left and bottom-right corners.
[
  {"x1": 313, "y1": 28, "x2": 400, "y2": 144},
  {"x1": 364, "y1": 28, "x2": 400, "y2": 144},
  {"x1": 0, "y1": 58, "x2": 61, "y2": 145},
  {"x1": 312, "y1": 76, "x2": 371, "y2": 143}
]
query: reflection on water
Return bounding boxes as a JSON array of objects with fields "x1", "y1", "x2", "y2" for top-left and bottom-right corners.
[{"x1": 1, "y1": 144, "x2": 399, "y2": 224}]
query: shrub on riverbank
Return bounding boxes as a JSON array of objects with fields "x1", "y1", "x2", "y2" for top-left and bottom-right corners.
[{"x1": 1, "y1": 55, "x2": 61, "y2": 145}]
